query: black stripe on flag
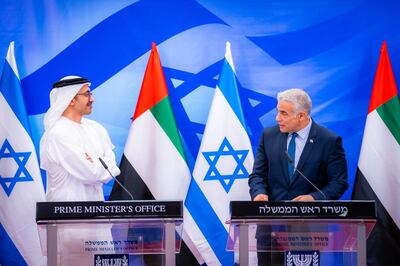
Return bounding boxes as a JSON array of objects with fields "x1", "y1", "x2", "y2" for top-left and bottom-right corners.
[
  {"x1": 352, "y1": 168, "x2": 400, "y2": 265},
  {"x1": 109, "y1": 154, "x2": 154, "y2": 200},
  {"x1": 109, "y1": 154, "x2": 201, "y2": 266}
]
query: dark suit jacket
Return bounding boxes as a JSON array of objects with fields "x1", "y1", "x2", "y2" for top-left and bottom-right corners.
[{"x1": 249, "y1": 121, "x2": 348, "y2": 200}]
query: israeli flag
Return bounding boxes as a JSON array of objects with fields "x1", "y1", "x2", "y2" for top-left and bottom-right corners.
[
  {"x1": 0, "y1": 42, "x2": 46, "y2": 265},
  {"x1": 189, "y1": 42, "x2": 254, "y2": 265}
]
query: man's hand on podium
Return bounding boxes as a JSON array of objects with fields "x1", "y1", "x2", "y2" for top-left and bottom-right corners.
[
  {"x1": 254, "y1": 194, "x2": 269, "y2": 201},
  {"x1": 292, "y1": 195, "x2": 315, "y2": 201}
]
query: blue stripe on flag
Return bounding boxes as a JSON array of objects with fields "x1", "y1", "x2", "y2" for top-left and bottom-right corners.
[
  {"x1": 185, "y1": 180, "x2": 233, "y2": 265},
  {"x1": 0, "y1": 224, "x2": 27, "y2": 266},
  {"x1": 0, "y1": 62, "x2": 30, "y2": 132},
  {"x1": 218, "y1": 59, "x2": 247, "y2": 129},
  {"x1": 21, "y1": 0, "x2": 225, "y2": 115}
]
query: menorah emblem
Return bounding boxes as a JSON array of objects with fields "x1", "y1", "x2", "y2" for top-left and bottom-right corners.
[{"x1": 285, "y1": 251, "x2": 319, "y2": 266}]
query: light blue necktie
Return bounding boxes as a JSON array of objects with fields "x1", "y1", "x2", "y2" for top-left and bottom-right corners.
[{"x1": 288, "y1": 132, "x2": 297, "y2": 180}]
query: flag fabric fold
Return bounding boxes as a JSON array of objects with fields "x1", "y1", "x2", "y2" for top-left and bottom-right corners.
[
  {"x1": 187, "y1": 41, "x2": 254, "y2": 265},
  {"x1": 352, "y1": 41, "x2": 400, "y2": 265},
  {"x1": 0, "y1": 42, "x2": 46, "y2": 265},
  {"x1": 109, "y1": 42, "x2": 203, "y2": 265}
]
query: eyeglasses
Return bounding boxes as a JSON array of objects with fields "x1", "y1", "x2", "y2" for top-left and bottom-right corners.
[{"x1": 76, "y1": 91, "x2": 93, "y2": 98}]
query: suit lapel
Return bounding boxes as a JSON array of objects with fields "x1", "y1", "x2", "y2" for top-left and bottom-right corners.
[{"x1": 291, "y1": 122, "x2": 318, "y2": 184}]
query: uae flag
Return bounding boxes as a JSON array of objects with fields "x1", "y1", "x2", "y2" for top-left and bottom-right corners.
[
  {"x1": 109, "y1": 43, "x2": 202, "y2": 265},
  {"x1": 352, "y1": 41, "x2": 400, "y2": 264}
]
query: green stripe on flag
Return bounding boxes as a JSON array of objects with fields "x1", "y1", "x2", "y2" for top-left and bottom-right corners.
[
  {"x1": 377, "y1": 95, "x2": 400, "y2": 145},
  {"x1": 150, "y1": 97, "x2": 187, "y2": 160}
]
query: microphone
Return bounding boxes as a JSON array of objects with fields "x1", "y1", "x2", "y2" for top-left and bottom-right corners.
[
  {"x1": 98, "y1": 157, "x2": 134, "y2": 200},
  {"x1": 284, "y1": 151, "x2": 327, "y2": 200}
]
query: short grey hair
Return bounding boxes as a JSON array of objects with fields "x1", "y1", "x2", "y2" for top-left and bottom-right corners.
[{"x1": 277, "y1": 88, "x2": 312, "y2": 114}]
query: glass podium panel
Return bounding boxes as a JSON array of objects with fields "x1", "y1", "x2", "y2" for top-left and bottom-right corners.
[
  {"x1": 36, "y1": 201, "x2": 183, "y2": 266},
  {"x1": 227, "y1": 220, "x2": 375, "y2": 252},
  {"x1": 227, "y1": 201, "x2": 376, "y2": 266},
  {"x1": 37, "y1": 219, "x2": 183, "y2": 254}
]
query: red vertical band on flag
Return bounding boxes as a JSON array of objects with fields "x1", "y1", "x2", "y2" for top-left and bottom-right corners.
[
  {"x1": 368, "y1": 41, "x2": 399, "y2": 113},
  {"x1": 133, "y1": 42, "x2": 168, "y2": 120}
]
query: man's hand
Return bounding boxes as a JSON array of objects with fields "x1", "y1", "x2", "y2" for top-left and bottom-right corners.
[
  {"x1": 253, "y1": 194, "x2": 269, "y2": 201},
  {"x1": 292, "y1": 195, "x2": 315, "y2": 201}
]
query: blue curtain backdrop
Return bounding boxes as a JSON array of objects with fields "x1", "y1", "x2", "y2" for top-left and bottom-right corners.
[{"x1": 1, "y1": 0, "x2": 400, "y2": 262}]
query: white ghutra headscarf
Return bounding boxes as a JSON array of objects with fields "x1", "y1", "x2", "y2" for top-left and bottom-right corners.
[{"x1": 43, "y1": 75, "x2": 91, "y2": 131}]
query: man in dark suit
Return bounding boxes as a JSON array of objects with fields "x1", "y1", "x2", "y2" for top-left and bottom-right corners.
[{"x1": 248, "y1": 88, "x2": 348, "y2": 265}]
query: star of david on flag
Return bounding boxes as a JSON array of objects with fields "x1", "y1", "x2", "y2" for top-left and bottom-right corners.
[
  {"x1": 0, "y1": 41, "x2": 45, "y2": 265},
  {"x1": 202, "y1": 137, "x2": 249, "y2": 193},
  {"x1": 0, "y1": 139, "x2": 33, "y2": 196},
  {"x1": 189, "y1": 42, "x2": 254, "y2": 265}
]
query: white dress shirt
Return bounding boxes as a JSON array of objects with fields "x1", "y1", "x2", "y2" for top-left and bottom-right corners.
[{"x1": 286, "y1": 118, "x2": 312, "y2": 168}]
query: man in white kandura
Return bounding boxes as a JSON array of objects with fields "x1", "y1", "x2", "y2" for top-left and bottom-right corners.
[{"x1": 40, "y1": 76, "x2": 120, "y2": 201}]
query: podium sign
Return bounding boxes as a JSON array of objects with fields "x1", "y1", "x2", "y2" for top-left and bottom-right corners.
[
  {"x1": 227, "y1": 201, "x2": 376, "y2": 266},
  {"x1": 37, "y1": 201, "x2": 183, "y2": 266}
]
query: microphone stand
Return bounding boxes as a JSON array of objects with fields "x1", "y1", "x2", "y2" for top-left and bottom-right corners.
[{"x1": 99, "y1": 157, "x2": 134, "y2": 200}]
